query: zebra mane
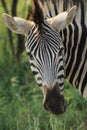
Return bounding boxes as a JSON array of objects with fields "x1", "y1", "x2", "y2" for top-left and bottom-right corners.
[{"x1": 31, "y1": 0, "x2": 44, "y2": 25}]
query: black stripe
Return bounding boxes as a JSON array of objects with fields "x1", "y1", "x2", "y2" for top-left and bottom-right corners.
[
  {"x1": 30, "y1": 63, "x2": 36, "y2": 68},
  {"x1": 44, "y1": 38, "x2": 58, "y2": 53},
  {"x1": 56, "y1": 58, "x2": 63, "y2": 71},
  {"x1": 81, "y1": 72, "x2": 87, "y2": 95},
  {"x1": 59, "y1": 83, "x2": 64, "y2": 86},
  {"x1": 69, "y1": 20, "x2": 79, "y2": 84},
  {"x1": 29, "y1": 36, "x2": 39, "y2": 52},
  {"x1": 46, "y1": 1, "x2": 53, "y2": 17},
  {"x1": 58, "y1": 66, "x2": 64, "y2": 72},
  {"x1": 30, "y1": 62, "x2": 42, "y2": 77},
  {"x1": 46, "y1": 44, "x2": 53, "y2": 64},
  {"x1": 33, "y1": 43, "x2": 38, "y2": 57},
  {"x1": 75, "y1": 51, "x2": 87, "y2": 87},
  {"x1": 27, "y1": 25, "x2": 36, "y2": 41},
  {"x1": 38, "y1": 47, "x2": 43, "y2": 65},
  {"x1": 32, "y1": 71, "x2": 38, "y2": 76},
  {"x1": 81, "y1": 0, "x2": 85, "y2": 24},
  {"x1": 52, "y1": 0, "x2": 58, "y2": 15},
  {"x1": 65, "y1": 24, "x2": 72, "y2": 77},
  {"x1": 61, "y1": 28, "x2": 67, "y2": 54},
  {"x1": 27, "y1": 52, "x2": 34, "y2": 60},
  {"x1": 57, "y1": 75, "x2": 64, "y2": 79}
]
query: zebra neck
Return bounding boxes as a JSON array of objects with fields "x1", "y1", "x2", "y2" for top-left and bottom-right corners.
[
  {"x1": 60, "y1": 20, "x2": 87, "y2": 91},
  {"x1": 60, "y1": 24, "x2": 76, "y2": 84}
]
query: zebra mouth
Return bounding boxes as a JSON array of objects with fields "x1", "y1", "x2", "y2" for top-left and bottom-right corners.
[
  {"x1": 43, "y1": 95, "x2": 67, "y2": 115},
  {"x1": 43, "y1": 86, "x2": 67, "y2": 115}
]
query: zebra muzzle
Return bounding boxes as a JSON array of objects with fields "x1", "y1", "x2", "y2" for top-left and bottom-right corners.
[{"x1": 43, "y1": 85, "x2": 67, "y2": 115}]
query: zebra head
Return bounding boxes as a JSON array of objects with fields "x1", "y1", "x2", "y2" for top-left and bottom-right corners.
[{"x1": 3, "y1": 0, "x2": 77, "y2": 115}]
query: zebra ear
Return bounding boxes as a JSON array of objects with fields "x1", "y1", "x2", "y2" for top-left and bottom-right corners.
[
  {"x1": 3, "y1": 13, "x2": 34, "y2": 36},
  {"x1": 47, "y1": 6, "x2": 77, "y2": 31}
]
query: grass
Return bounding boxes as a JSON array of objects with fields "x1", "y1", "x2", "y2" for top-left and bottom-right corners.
[{"x1": 0, "y1": 59, "x2": 87, "y2": 130}]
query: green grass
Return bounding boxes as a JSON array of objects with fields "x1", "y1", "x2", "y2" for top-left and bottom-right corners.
[{"x1": 0, "y1": 60, "x2": 87, "y2": 130}]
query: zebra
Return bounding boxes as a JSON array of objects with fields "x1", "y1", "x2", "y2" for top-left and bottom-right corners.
[{"x1": 3, "y1": 0, "x2": 87, "y2": 115}]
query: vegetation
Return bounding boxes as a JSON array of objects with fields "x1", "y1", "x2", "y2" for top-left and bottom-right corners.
[{"x1": 0, "y1": 0, "x2": 87, "y2": 130}]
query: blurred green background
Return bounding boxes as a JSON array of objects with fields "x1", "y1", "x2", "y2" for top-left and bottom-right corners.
[{"x1": 0, "y1": 0, "x2": 87, "y2": 130}]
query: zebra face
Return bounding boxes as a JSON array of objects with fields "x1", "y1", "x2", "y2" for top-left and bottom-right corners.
[{"x1": 25, "y1": 22, "x2": 67, "y2": 115}]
